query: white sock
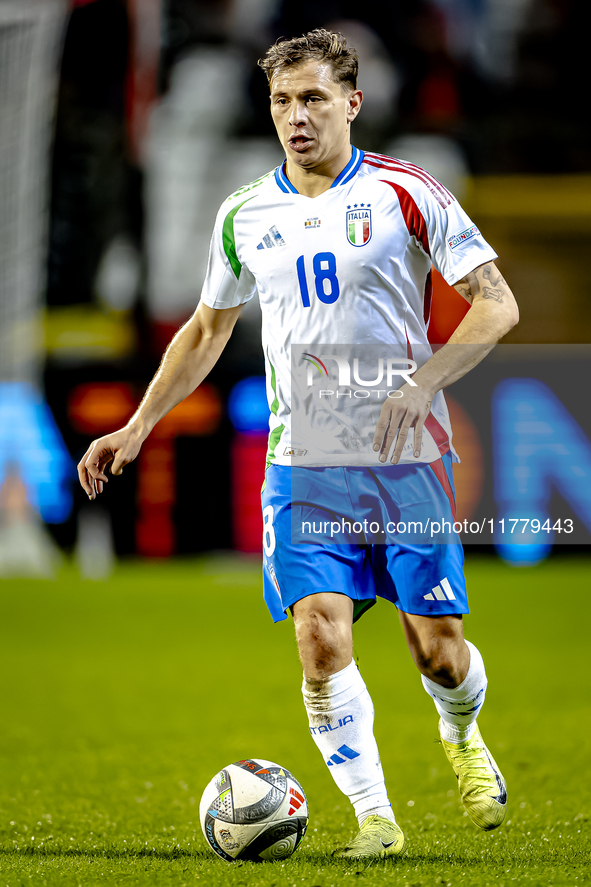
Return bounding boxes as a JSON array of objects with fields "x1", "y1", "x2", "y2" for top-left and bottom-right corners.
[
  {"x1": 303, "y1": 660, "x2": 395, "y2": 826},
  {"x1": 421, "y1": 640, "x2": 487, "y2": 743}
]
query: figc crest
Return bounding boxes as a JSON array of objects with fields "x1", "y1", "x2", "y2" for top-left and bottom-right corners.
[{"x1": 346, "y1": 207, "x2": 372, "y2": 247}]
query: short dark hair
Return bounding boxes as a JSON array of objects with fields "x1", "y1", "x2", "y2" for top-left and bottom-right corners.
[{"x1": 258, "y1": 28, "x2": 358, "y2": 91}]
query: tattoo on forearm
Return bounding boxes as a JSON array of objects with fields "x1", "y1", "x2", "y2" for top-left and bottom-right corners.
[
  {"x1": 466, "y1": 270, "x2": 479, "y2": 297},
  {"x1": 482, "y1": 286, "x2": 504, "y2": 302},
  {"x1": 482, "y1": 264, "x2": 507, "y2": 287},
  {"x1": 456, "y1": 263, "x2": 508, "y2": 304}
]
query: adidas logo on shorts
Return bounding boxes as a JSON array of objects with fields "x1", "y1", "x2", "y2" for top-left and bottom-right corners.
[{"x1": 423, "y1": 577, "x2": 456, "y2": 601}]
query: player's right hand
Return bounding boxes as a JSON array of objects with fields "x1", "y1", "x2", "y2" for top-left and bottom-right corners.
[{"x1": 77, "y1": 427, "x2": 143, "y2": 500}]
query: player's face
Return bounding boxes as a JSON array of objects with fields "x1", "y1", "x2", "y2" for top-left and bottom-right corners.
[{"x1": 269, "y1": 60, "x2": 362, "y2": 172}]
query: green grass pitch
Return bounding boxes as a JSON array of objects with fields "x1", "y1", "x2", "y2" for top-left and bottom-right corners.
[{"x1": 0, "y1": 554, "x2": 589, "y2": 886}]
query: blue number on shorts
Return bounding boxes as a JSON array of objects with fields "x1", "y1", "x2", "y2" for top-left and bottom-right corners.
[{"x1": 296, "y1": 252, "x2": 340, "y2": 307}]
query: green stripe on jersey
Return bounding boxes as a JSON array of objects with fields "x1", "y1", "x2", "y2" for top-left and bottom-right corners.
[
  {"x1": 265, "y1": 350, "x2": 282, "y2": 464},
  {"x1": 222, "y1": 198, "x2": 252, "y2": 278},
  {"x1": 267, "y1": 423, "x2": 285, "y2": 463},
  {"x1": 267, "y1": 348, "x2": 279, "y2": 416},
  {"x1": 221, "y1": 170, "x2": 273, "y2": 276}
]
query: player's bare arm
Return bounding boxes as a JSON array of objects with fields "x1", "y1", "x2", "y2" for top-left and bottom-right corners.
[
  {"x1": 373, "y1": 260, "x2": 518, "y2": 463},
  {"x1": 77, "y1": 301, "x2": 243, "y2": 499}
]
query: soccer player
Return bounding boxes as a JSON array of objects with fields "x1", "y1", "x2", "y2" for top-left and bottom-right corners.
[{"x1": 78, "y1": 29, "x2": 518, "y2": 858}]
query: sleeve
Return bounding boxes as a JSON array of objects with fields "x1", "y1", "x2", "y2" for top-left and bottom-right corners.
[
  {"x1": 199, "y1": 199, "x2": 257, "y2": 310},
  {"x1": 421, "y1": 186, "x2": 498, "y2": 285}
]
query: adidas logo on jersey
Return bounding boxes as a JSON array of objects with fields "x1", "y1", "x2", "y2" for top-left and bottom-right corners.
[
  {"x1": 423, "y1": 577, "x2": 456, "y2": 601},
  {"x1": 256, "y1": 225, "x2": 285, "y2": 249}
]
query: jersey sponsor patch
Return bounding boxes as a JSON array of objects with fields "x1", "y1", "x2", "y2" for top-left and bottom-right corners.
[
  {"x1": 448, "y1": 225, "x2": 480, "y2": 251},
  {"x1": 346, "y1": 207, "x2": 372, "y2": 246}
]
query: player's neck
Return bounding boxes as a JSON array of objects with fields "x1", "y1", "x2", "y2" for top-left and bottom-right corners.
[{"x1": 285, "y1": 144, "x2": 353, "y2": 197}]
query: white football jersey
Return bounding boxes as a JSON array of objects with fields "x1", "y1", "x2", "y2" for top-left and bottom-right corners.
[{"x1": 200, "y1": 147, "x2": 497, "y2": 466}]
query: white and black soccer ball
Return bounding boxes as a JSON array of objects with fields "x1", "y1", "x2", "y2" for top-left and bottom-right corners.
[{"x1": 199, "y1": 759, "x2": 308, "y2": 862}]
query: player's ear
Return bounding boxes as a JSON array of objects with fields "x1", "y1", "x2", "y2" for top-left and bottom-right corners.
[{"x1": 347, "y1": 89, "x2": 363, "y2": 123}]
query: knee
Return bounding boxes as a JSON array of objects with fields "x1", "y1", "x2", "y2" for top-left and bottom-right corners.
[
  {"x1": 295, "y1": 606, "x2": 344, "y2": 657},
  {"x1": 293, "y1": 602, "x2": 352, "y2": 679},
  {"x1": 414, "y1": 637, "x2": 468, "y2": 688}
]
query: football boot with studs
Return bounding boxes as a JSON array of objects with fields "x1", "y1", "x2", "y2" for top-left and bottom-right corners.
[
  {"x1": 440, "y1": 720, "x2": 507, "y2": 831},
  {"x1": 333, "y1": 814, "x2": 405, "y2": 859}
]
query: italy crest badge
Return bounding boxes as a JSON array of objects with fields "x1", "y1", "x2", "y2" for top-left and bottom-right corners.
[{"x1": 346, "y1": 207, "x2": 372, "y2": 246}]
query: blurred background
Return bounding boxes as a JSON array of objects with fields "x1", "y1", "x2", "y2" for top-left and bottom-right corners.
[{"x1": 1, "y1": 0, "x2": 590, "y2": 578}]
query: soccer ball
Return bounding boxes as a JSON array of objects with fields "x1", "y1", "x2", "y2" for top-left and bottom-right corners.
[{"x1": 199, "y1": 758, "x2": 308, "y2": 862}]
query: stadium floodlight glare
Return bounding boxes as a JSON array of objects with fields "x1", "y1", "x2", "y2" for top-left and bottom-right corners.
[
  {"x1": 228, "y1": 376, "x2": 269, "y2": 433},
  {"x1": 492, "y1": 376, "x2": 591, "y2": 563},
  {"x1": 0, "y1": 382, "x2": 74, "y2": 523},
  {"x1": 495, "y1": 541, "x2": 553, "y2": 567}
]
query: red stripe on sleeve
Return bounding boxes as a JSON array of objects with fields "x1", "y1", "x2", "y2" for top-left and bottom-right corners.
[
  {"x1": 424, "y1": 269, "x2": 433, "y2": 328},
  {"x1": 367, "y1": 153, "x2": 454, "y2": 203},
  {"x1": 381, "y1": 180, "x2": 431, "y2": 257},
  {"x1": 366, "y1": 154, "x2": 452, "y2": 208}
]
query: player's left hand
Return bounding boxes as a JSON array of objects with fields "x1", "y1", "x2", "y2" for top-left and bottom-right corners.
[{"x1": 372, "y1": 383, "x2": 435, "y2": 464}]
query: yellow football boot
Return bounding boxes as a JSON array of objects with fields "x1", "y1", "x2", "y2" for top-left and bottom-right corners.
[
  {"x1": 333, "y1": 814, "x2": 405, "y2": 859},
  {"x1": 440, "y1": 721, "x2": 507, "y2": 831}
]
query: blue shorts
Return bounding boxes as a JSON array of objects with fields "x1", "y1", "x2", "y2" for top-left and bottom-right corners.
[{"x1": 261, "y1": 455, "x2": 467, "y2": 623}]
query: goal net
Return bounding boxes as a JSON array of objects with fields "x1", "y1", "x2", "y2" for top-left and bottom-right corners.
[{"x1": 0, "y1": 0, "x2": 67, "y2": 384}]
